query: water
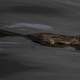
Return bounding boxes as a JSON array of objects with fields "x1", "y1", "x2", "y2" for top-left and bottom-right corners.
[{"x1": 0, "y1": 0, "x2": 80, "y2": 80}]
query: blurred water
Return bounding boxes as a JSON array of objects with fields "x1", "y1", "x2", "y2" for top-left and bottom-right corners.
[{"x1": 0, "y1": 0, "x2": 80, "y2": 80}]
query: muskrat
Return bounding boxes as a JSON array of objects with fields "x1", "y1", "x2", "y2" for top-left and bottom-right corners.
[
  {"x1": 0, "y1": 29, "x2": 80, "y2": 49},
  {"x1": 26, "y1": 32, "x2": 80, "y2": 49}
]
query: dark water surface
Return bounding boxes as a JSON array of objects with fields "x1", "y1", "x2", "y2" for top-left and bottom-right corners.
[{"x1": 0, "y1": 0, "x2": 80, "y2": 80}]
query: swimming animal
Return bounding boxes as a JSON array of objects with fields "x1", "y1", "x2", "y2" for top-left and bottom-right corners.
[
  {"x1": 27, "y1": 32, "x2": 80, "y2": 49},
  {"x1": 0, "y1": 29, "x2": 80, "y2": 49}
]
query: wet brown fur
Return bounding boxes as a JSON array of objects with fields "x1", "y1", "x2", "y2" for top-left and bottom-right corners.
[{"x1": 28, "y1": 32, "x2": 80, "y2": 48}]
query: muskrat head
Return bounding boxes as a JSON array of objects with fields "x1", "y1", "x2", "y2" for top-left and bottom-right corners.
[{"x1": 26, "y1": 33, "x2": 54, "y2": 46}]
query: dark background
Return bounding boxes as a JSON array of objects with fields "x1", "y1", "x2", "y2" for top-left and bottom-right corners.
[{"x1": 0, "y1": 0, "x2": 80, "y2": 80}]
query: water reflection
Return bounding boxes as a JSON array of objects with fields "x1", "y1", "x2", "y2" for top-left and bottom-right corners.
[{"x1": 0, "y1": 0, "x2": 80, "y2": 80}]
